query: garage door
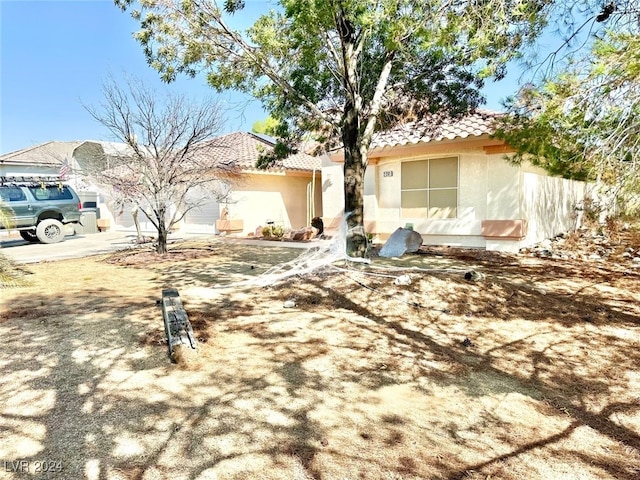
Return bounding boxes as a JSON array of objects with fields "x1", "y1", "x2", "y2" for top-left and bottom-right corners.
[
  {"x1": 183, "y1": 191, "x2": 220, "y2": 234},
  {"x1": 115, "y1": 201, "x2": 157, "y2": 233}
]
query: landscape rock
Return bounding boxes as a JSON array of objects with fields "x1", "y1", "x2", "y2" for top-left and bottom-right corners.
[
  {"x1": 379, "y1": 228, "x2": 423, "y2": 258},
  {"x1": 291, "y1": 226, "x2": 318, "y2": 241},
  {"x1": 393, "y1": 274, "x2": 412, "y2": 286}
]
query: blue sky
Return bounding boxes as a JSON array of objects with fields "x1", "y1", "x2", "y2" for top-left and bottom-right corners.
[{"x1": 0, "y1": 0, "x2": 523, "y2": 155}]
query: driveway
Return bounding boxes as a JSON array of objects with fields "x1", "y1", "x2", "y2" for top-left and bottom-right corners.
[
  {"x1": 0, "y1": 231, "x2": 320, "y2": 264},
  {"x1": 0, "y1": 231, "x2": 206, "y2": 264}
]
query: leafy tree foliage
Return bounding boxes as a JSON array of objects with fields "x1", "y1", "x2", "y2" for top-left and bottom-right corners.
[
  {"x1": 115, "y1": 0, "x2": 554, "y2": 256},
  {"x1": 495, "y1": 1, "x2": 640, "y2": 215},
  {"x1": 251, "y1": 117, "x2": 280, "y2": 137}
]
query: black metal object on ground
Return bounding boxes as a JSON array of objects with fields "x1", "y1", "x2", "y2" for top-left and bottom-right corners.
[{"x1": 161, "y1": 288, "x2": 197, "y2": 358}]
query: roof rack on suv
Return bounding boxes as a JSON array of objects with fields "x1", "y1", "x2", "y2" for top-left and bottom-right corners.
[{"x1": 0, "y1": 175, "x2": 65, "y2": 186}]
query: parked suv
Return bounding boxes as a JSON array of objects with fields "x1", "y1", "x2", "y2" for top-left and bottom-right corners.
[{"x1": 0, "y1": 176, "x2": 82, "y2": 244}]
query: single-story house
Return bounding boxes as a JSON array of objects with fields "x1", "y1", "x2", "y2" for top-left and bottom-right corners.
[
  {"x1": 189, "y1": 132, "x2": 323, "y2": 236},
  {"x1": 322, "y1": 110, "x2": 588, "y2": 253},
  {"x1": 1, "y1": 133, "x2": 322, "y2": 237},
  {"x1": 72, "y1": 132, "x2": 322, "y2": 235}
]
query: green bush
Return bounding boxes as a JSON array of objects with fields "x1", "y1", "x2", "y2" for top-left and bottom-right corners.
[
  {"x1": 262, "y1": 224, "x2": 285, "y2": 239},
  {"x1": 272, "y1": 225, "x2": 285, "y2": 238}
]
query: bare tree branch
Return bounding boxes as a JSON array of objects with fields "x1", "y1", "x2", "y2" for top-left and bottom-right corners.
[{"x1": 82, "y1": 74, "x2": 242, "y2": 253}]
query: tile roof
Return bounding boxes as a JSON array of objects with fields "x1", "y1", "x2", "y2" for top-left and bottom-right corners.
[
  {"x1": 370, "y1": 109, "x2": 502, "y2": 151},
  {"x1": 0, "y1": 141, "x2": 81, "y2": 166},
  {"x1": 203, "y1": 132, "x2": 321, "y2": 172},
  {"x1": 2, "y1": 135, "x2": 321, "y2": 173}
]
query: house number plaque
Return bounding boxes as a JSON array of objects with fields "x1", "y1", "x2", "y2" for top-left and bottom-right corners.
[{"x1": 383, "y1": 171, "x2": 393, "y2": 177}]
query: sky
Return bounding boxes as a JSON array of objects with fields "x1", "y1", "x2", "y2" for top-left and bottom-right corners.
[{"x1": 0, "y1": 0, "x2": 524, "y2": 155}]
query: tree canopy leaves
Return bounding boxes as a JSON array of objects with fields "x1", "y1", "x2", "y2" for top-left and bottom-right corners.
[
  {"x1": 496, "y1": 1, "x2": 640, "y2": 214},
  {"x1": 115, "y1": 0, "x2": 551, "y2": 150},
  {"x1": 115, "y1": 0, "x2": 556, "y2": 255}
]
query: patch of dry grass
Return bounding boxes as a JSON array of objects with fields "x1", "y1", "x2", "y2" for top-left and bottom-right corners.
[
  {"x1": 0, "y1": 237, "x2": 639, "y2": 480},
  {"x1": 0, "y1": 252, "x2": 32, "y2": 288}
]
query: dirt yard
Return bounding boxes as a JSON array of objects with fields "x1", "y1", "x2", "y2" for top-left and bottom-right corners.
[{"x1": 0, "y1": 233, "x2": 639, "y2": 480}]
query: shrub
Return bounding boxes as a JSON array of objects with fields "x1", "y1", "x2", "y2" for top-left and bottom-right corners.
[
  {"x1": 272, "y1": 225, "x2": 285, "y2": 238},
  {"x1": 262, "y1": 224, "x2": 285, "y2": 239}
]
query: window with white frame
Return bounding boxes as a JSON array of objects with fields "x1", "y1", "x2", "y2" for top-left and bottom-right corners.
[{"x1": 400, "y1": 157, "x2": 458, "y2": 219}]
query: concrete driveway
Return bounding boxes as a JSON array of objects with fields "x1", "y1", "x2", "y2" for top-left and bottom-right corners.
[{"x1": 0, "y1": 231, "x2": 206, "y2": 264}]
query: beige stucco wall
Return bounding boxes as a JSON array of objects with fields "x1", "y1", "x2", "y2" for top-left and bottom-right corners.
[
  {"x1": 109, "y1": 171, "x2": 322, "y2": 236},
  {"x1": 368, "y1": 151, "x2": 503, "y2": 248},
  {"x1": 322, "y1": 138, "x2": 586, "y2": 252},
  {"x1": 321, "y1": 154, "x2": 345, "y2": 229},
  {"x1": 520, "y1": 170, "x2": 584, "y2": 245},
  {"x1": 228, "y1": 171, "x2": 322, "y2": 235}
]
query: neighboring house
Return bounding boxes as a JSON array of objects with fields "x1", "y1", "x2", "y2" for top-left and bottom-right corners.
[
  {"x1": 0, "y1": 141, "x2": 80, "y2": 177},
  {"x1": 322, "y1": 110, "x2": 587, "y2": 253},
  {"x1": 30, "y1": 133, "x2": 322, "y2": 236},
  {"x1": 194, "y1": 132, "x2": 322, "y2": 235},
  {"x1": 0, "y1": 141, "x2": 101, "y2": 232},
  {"x1": 1, "y1": 134, "x2": 322, "y2": 237}
]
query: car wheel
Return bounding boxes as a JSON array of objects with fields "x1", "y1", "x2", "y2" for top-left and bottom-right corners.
[
  {"x1": 19, "y1": 229, "x2": 39, "y2": 243},
  {"x1": 36, "y1": 219, "x2": 65, "y2": 244}
]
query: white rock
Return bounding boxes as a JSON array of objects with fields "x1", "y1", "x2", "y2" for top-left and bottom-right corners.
[
  {"x1": 379, "y1": 228, "x2": 423, "y2": 258},
  {"x1": 393, "y1": 275, "x2": 412, "y2": 286}
]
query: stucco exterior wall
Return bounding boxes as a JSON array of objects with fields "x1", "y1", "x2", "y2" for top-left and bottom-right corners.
[
  {"x1": 520, "y1": 171, "x2": 584, "y2": 245},
  {"x1": 228, "y1": 171, "x2": 322, "y2": 235},
  {"x1": 321, "y1": 154, "x2": 345, "y2": 230},
  {"x1": 486, "y1": 155, "x2": 521, "y2": 219},
  {"x1": 0, "y1": 165, "x2": 58, "y2": 177},
  {"x1": 108, "y1": 171, "x2": 322, "y2": 236},
  {"x1": 321, "y1": 138, "x2": 586, "y2": 252},
  {"x1": 368, "y1": 152, "x2": 505, "y2": 248}
]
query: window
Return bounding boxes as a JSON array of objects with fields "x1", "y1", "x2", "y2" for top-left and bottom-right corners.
[
  {"x1": 28, "y1": 185, "x2": 74, "y2": 201},
  {"x1": 401, "y1": 157, "x2": 458, "y2": 218},
  {"x1": 0, "y1": 186, "x2": 26, "y2": 202}
]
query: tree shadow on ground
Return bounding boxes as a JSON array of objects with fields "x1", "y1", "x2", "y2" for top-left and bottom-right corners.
[
  {"x1": 1, "y1": 245, "x2": 639, "y2": 480},
  {"x1": 264, "y1": 265, "x2": 640, "y2": 479},
  {"x1": 0, "y1": 287, "x2": 354, "y2": 480}
]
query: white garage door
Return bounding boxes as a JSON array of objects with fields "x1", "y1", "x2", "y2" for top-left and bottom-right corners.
[
  {"x1": 115, "y1": 201, "x2": 157, "y2": 233},
  {"x1": 184, "y1": 191, "x2": 220, "y2": 234}
]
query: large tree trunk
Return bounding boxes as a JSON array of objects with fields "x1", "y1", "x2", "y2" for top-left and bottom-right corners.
[{"x1": 342, "y1": 100, "x2": 367, "y2": 258}]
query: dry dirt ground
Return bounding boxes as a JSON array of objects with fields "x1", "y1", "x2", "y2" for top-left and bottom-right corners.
[{"x1": 0, "y1": 233, "x2": 639, "y2": 480}]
